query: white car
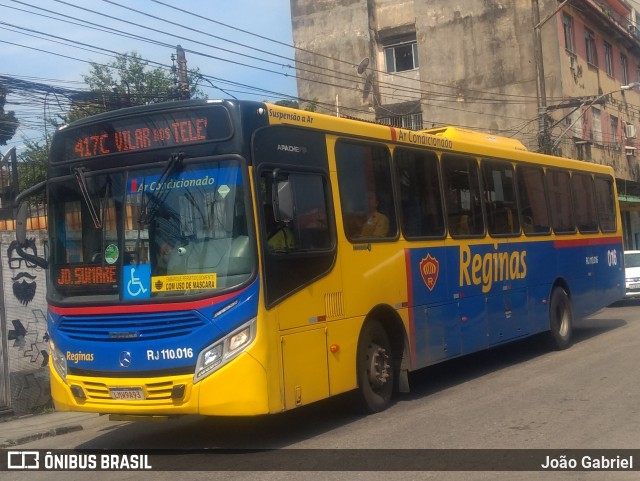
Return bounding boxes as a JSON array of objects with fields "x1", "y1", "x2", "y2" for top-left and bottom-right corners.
[{"x1": 624, "y1": 251, "x2": 640, "y2": 297}]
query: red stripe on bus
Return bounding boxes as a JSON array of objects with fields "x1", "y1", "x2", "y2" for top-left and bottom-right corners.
[
  {"x1": 553, "y1": 236, "x2": 622, "y2": 248},
  {"x1": 48, "y1": 285, "x2": 250, "y2": 316},
  {"x1": 389, "y1": 126, "x2": 397, "y2": 141},
  {"x1": 404, "y1": 249, "x2": 417, "y2": 368}
]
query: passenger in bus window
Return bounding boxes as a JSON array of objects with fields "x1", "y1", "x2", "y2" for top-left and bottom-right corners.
[
  {"x1": 359, "y1": 191, "x2": 389, "y2": 238},
  {"x1": 268, "y1": 224, "x2": 295, "y2": 250}
]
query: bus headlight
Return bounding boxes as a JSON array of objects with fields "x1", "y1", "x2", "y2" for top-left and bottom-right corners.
[
  {"x1": 194, "y1": 318, "x2": 256, "y2": 383},
  {"x1": 50, "y1": 341, "x2": 67, "y2": 381}
]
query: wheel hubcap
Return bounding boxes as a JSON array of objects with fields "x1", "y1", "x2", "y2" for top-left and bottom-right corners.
[{"x1": 366, "y1": 343, "x2": 390, "y2": 389}]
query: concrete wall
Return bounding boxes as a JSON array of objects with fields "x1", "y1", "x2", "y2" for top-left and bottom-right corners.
[
  {"x1": 291, "y1": 0, "x2": 544, "y2": 144},
  {"x1": 0, "y1": 230, "x2": 50, "y2": 416},
  {"x1": 414, "y1": 0, "x2": 540, "y2": 140},
  {"x1": 291, "y1": 0, "x2": 374, "y2": 116}
]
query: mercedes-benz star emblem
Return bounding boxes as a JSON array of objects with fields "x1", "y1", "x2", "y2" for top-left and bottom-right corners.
[{"x1": 119, "y1": 351, "x2": 132, "y2": 368}]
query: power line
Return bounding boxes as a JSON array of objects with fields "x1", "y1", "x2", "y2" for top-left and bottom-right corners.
[{"x1": 0, "y1": 0, "x2": 594, "y2": 144}]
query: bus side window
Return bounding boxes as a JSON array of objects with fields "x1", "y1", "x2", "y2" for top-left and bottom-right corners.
[
  {"x1": 517, "y1": 165, "x2": 551, "y2": 235},
  {"x1": 595, "y1": 176, "x2": 617, "y2": 232},
  {"x1": 442, "y1": 154, "x2": 484, "y2": 237},
  {"x1": 336, "y1": 141, "x2": 397, "y2": 241},
  {"x1": 547, "y1": 169, "x2": 575, "y2": 234},
  {"x1": 571, "y1": 172, "x2": 598, "y2": 233},
  {"x1": 482, "y1": 159, "x2": 520, "y2": 237},
  {"x1": 395, "y1": 148, "x2": 445, "y2": 239},
  {"x1": 261, "y1": 172, "x2": 332, "y2": 252}
]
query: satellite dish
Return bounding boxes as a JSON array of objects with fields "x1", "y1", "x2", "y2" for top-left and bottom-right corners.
[{"x1": 356, "y1": 57, "x2": 370, "y2": 75}]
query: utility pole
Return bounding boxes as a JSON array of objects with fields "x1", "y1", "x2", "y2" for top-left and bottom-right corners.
[
  {"x1": 532, "y1": 0, "x2": 571, "y2": 153},
  {"x1": 176, "y1": 45, "x2": 190, "y2": 100},
  {"x1": 532, "y1": 0, "x2": 549, "y2": 153}
]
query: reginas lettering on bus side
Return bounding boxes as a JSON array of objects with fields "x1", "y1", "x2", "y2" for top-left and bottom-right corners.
[{"x1": 459, "y1": 244, "x2": 527, "y2": 293}]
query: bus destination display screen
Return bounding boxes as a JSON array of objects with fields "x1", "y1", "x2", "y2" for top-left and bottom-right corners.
[
  {"x1": 57, "y1": 106, "x2": 233, "y2": 161},
  {"x1": 55, "y1": 265, "x2": 117, "y2": 288}
]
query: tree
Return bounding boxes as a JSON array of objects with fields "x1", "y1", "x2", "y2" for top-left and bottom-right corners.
[
  {"x1": 66, "y1": 51, "x2": 204, "y2": 123},
  {"x1": 18, "y1": 51, "x2": 205, "y2": 191},
  {"x1": 275, "y1": 99, "x2": 318, "y2": 112},
  {"x1": 17, "y1": 139, "x2": 48, "y2": 201},
  {"x1": 0, "y1": 83, "x2": 18, "y2": 146}
]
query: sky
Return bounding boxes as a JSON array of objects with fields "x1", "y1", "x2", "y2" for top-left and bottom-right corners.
[{"x1": 0, "y1": 0, "x2": 298, "y2": 153}]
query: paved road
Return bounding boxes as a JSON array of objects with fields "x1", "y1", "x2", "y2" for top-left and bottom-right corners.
[{"x1": 11, "y1": 301, "x2": 640, "y2": 480}]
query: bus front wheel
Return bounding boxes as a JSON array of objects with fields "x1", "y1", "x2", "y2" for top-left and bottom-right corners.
[
  {"x1": 355, "y1": 320, "x2": 394, "y2": 413},
  {"x1": 547, "y1": 287, "x2": 573, "y2": 350}
]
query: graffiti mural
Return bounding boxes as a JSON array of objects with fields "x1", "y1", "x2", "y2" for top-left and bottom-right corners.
[
  {"x1": 8, "y1": 239, "x2": 38, "y2": 306},
  {"x1": 1, "y1": 231, "x2": 51, "y2": 415}
]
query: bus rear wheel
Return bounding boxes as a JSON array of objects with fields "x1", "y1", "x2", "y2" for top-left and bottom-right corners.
[
  {"x1": 547, "y1": 287, "x2": 573, "y2": 350},
  {"x1": 356, "y1": 320, "x2": 394, "y2": 413}
]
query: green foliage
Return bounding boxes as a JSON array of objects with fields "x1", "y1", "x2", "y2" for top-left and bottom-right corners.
[
  {"x1": 15, "y1": 50, "x2": 206, "y2": 196},
  {"x1": 275, "y1": 99, "x2": 299, "y2": 109},
  {"x1": 274, "y1": 98, "x2": 318, "y2": 112},
  {"x1": 66, "y1": 51, "x2": 204, "y2": 124},
  {"x1": 0, "y1": 83, "x2": 18, "y2": 146},
  {"x1": 17, "y1": 139, "x2": 48, "y2": 200}
]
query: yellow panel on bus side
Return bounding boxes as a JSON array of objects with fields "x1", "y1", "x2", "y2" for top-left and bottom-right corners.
[
  {"x1": 326, "y1": 317, "x2": 361, "y2": 395},
  {"x1": 281, "y1": 328, "x2": 329, "y2": 409}
]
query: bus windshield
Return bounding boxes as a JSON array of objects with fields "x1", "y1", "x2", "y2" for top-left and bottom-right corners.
[{"x1": 48, "y1": 158, "x2": 254, "y2": 304}]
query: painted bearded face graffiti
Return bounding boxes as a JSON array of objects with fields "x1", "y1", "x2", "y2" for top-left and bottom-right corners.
[
  {"x1": 12, "y1": 272, "x2": 38, "y2": 306},
  {"x1": 7, "y1": 239, "x2": 38, "y2": 306}
]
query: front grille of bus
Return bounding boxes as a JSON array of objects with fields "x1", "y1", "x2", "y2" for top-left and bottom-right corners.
[
  {"x1": 79, "y1": 379, "x2": 176, "y2": 401},
  {"x1": 57, "y1": 311, "x2": 207, "y2": 341}
]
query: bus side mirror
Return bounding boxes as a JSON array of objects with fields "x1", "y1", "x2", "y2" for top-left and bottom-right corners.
[
  {"x1": 272, "y1": 172, "x2": 293, "y2": 224},
  {"x1": 15, "y1": 181, "x2": 48, "y2": 269}
]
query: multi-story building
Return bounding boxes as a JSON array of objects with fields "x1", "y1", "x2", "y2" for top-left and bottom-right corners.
[{"x1": 290, "y1": 0, "x2": 640, "y2": 247}]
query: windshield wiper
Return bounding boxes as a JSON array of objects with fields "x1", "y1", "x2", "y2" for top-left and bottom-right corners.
[
  {"x1": 143, "y1": 152, "x2": 185, "y2": 224},
  {"x1": 73, "y1": 167, "x2": 102, "y2": 229}
]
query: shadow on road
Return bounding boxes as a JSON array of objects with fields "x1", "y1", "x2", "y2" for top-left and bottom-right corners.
[{"x1": 77, "y1": 310, "x2": 629, "y2": 450}]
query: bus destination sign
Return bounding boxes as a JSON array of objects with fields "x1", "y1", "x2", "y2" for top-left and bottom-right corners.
[
  {"x1": 56, "y1": 265, "x2": 117, "y2": 288},
  {"x1": 59, "y1": 107, "x2": 232, "y2": 161}
]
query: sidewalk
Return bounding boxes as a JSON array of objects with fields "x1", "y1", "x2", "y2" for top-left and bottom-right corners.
[{"x1": 0, "y1": 411, "x2": 110, "y2": 448}]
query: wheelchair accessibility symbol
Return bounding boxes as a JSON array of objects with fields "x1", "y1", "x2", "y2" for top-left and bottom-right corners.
[{"x1": 123, "y1": 265, "x2": 151, "y2": 300}]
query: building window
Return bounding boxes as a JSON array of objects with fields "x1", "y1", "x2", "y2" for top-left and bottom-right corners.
[
  {"x1": 592, "y1": 108, "x2": 602, "y2": 144},
  {"x1": 611, "y1": 115, "x2": 619, "y2": 145},
  {"x1": 563, "y1": 13, "x2": 574, "y2": 52},
  {"x1": 384, "y1": 38, "x2": 419, "y2": 73},
  {"x1": 586, "y1": 29, "x2": 598, "y2": 66},
  {"x1": 621, "y1": 55, "x2": 629, "y2": 85},
  {"x1": 604, "y1": 42, "x2": 614, "y2": 76},
  {"x1": 378, "y1": 112, "x2": 423, "y2": 130}
]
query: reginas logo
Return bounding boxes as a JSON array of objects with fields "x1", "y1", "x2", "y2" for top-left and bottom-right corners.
[
  {"x1": 419, "y1": 254, "x2": 439, "y2": 291},
  {"x1": 66, "y1": 351, "x2": 95, "y2": 363},
  {"x1": 459, "y1": 244, "x2": 527, "y2": 293}
]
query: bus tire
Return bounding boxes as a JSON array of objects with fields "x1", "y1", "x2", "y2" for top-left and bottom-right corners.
[
  {"x1": 355, "y1": 320, "x2": 394, "y2": 413},
  {"x1": 547, "y1": 287, "x2": 573, "y2": 350}
]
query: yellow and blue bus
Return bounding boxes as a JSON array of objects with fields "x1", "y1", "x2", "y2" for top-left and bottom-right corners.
[{"x1": 15, "y1": 100, "x2": 624, "y2": 416}]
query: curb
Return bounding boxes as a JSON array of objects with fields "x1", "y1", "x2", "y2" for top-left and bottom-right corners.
[{"x1": 0, "y1": 425, "x2": 84, "y2": 448}]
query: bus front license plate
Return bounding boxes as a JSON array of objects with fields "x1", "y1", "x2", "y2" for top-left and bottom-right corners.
[{"x1": 109, "y1": 388, "x2": 145, "y2": 400}]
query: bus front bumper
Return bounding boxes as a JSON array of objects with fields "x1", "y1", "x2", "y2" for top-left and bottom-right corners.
[{"x1": 51, "y1": 351, "x2": 271, "y2": 417}]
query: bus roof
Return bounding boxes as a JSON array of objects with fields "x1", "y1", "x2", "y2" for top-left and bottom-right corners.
[{"x1": 421, "y1": 126, "x2": 529, "y2": 152}]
